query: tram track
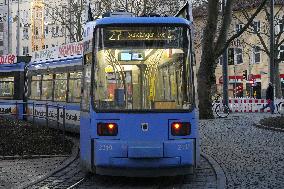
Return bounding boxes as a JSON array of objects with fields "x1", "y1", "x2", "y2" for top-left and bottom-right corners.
[
  {"x1": 27, "y1": 153, "x2": 223, "y2": 189},
  {"x1": 22, "y1": 136, "x2": 224, "y2": 189}
]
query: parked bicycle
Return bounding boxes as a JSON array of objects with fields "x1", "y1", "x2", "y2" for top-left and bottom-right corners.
[
  {"x1": 212, "y1": 94, "x2": 230, "y2": 118},
  {"x1": 275, "y1": 101, "x2": 284, "y2": 114}
]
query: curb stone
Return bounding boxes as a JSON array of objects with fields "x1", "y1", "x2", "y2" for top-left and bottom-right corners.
[
  {"x1": 254, "y1": 123, "x2": 284, "y2": 132},
  {"x1": 201, "y1": 153, "x2": 226, "y2": 189},
  {"x1": 0, "y1": 154, "x2": 69, "y2": 160},
  {"x1": 18, "y1": 138, "x2": 79, "y2": 189}
]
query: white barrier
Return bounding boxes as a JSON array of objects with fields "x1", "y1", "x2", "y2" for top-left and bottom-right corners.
[{"x1": 226, "y1": 98, "x2": 284, "y2": 113}]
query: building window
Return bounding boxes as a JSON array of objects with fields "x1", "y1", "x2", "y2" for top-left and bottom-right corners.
[
  {"x1": 253, "y1": 46, "x2": 261, "y2": 64},
  {"x1": 0, "y1": 23, "x2": 4, "y2": 32},
  {"x1": 235, "y1": 48, "x2": 243, "y2": 64},
  {"x1": 228, "y1": 48, "x2": 234, "y2": 65},
  {"x1": 23, "y1": 46, "x2": 29, "y2": 55},
  {"x1": 44, "y1": 26, "x2": 48, "y2": 37},
  {"x1": 235, "y1": 24, "x2": 243, "y2": 33},
  {"x1": 279, "y1": 45, "x2": 284, "y2": 60},
  {"x1": 275, "y1": 16, "x2": 284, "y2": 35},
  {"x1": 253, "y1": 21, "x2": 261, "y2": 33},
  {"x1": 23, "y1": 27, "x2": 29, "y2": 39},
  {"x1": 45, "y1": 8, "x2": 49, "y2": 17}
]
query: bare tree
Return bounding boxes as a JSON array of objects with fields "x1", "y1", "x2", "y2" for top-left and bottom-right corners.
[
  {"x1": 90, "y1": 0, "x2": 187, "y2": 17},
  {"x1": 44, "y1": 0, "x2": 85, "y2": 42},
  {"x1": 235, "y1": 2, "x2": 284, "y2": 98},
  {"x1": 197, "y1": 0, "x2": 268, "y2": 119}
]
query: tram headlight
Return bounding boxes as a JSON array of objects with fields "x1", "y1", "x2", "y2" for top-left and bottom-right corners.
[
  {"x1": 171, "y1": 122, "x2": 191, "y2": 136},
  {"x1": 97, "y1": 122, "x2": 118, "y2": 136}
]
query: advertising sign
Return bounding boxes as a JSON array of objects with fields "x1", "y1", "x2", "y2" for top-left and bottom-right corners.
[
  {"x1": 0, "y1": 54, "x2": 17, "y2": 64},
  {"x1": 31, "y1": 42, "x2": 83, "y2": 62},
  {"x1": 26, "y1": 105, "x2": 80, "y2": 125}
]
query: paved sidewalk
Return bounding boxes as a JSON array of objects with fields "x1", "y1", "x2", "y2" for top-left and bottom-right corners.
[
  {"x1": 200, "y1": 113, "x2": 284, "y2": 189},
  {"x1": 0, "y1": 157, "x2": 67, "y2": 189}
]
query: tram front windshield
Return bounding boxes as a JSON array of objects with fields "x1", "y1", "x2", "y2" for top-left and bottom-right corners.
[{"x1": 94, "y1": 25, "x2": 193, "y2": 111}]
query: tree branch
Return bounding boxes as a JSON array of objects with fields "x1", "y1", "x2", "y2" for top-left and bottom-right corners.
[{"x1": 215, "y1": 0, "x2": 268, "y2": 58}]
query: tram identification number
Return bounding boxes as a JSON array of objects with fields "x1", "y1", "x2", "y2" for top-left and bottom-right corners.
[
  {"x1": 98, "y1": 144, "x2": 113, "y2": 151},
  {"x1": 177, "y1": 143, "x2": 190, "y2": 151}
]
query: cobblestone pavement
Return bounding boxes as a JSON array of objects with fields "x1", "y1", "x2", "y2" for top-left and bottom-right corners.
[
  {"x1": 1, "y1": 113, "x2": 283, "y2": 189},
  {"x1": 75, "y1": 154, "x2": 219, "y2": 189},
  {"x1": 0, "y1": 157, "x2": 67, "y2": 189},
  {"x1": 200, "y1": 113, "x2": 284, "y2": 189}
]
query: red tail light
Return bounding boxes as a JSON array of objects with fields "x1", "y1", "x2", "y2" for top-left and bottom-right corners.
[
  {"x1": 97, "y1": 122, "x2": 118, "y2": 136},
  {"x1": 171, "y1": 122, "x2": 191, "y2": 136}
]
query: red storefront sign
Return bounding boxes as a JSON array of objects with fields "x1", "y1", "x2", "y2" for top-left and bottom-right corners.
[
  {"x1": 0, "y1": 54, "x2": 16, "y2": 64},
  {"x1": 59, "y1": 42, "x2": 84, "y2": 57}
]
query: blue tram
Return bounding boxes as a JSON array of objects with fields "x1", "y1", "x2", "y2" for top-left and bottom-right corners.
[
  {"x1": 0, "y1": 57, "x2": 26, "y2": 119},
  {"x1": 25, "y1": 52, "x2": 83, "y2": 132},
  {"x1": 80, "y1": 16, "x2": 200, "y2": 176}
]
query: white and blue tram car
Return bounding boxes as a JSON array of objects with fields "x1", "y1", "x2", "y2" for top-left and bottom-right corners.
[
  {"x1": 0, "y1": 57, "x2": 27, "y2": 119},
  {"x1": 80, "y1": 16, "x2": 200, "y2": 176},
  {"x1": 25, "y1": 52, "x2": 83, "y2": 132}
]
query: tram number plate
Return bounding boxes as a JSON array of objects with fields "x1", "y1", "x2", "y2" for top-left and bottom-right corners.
[
  {"x1": 177, "y1": 144, "x2": 190, "y2": 151},
  {"x1": 98, "y1": 144, "x2": 113, "y2": 151}
]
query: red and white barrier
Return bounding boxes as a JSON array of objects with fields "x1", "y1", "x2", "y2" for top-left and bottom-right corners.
[{"x1": 227, "y1": 98, "x2": 284, "y2": 113}]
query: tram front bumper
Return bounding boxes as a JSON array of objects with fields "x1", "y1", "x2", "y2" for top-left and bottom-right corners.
[{"x1": 93, "y1": 139, "x2": 195, "y2": 168}]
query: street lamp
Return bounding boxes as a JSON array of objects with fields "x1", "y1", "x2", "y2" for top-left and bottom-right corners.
[
  {"x1": 269, "y1": 0, "x2": 275, "y2": 85},
  {"x1": 222, "y1": 0, "x2": 229, "y2": 106}
]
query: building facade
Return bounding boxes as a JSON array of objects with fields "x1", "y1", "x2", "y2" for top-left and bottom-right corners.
[
  {"x1": 0, "y1": 0, "x2": 87, "y2": 56},
  {"x1": 194, "y1": 2, "x2": 284, "y2": 99}
]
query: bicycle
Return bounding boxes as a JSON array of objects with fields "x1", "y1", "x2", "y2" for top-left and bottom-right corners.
[
  {"x1": 275, "y1": 101, "x2": 284, "y2": 114},
  {"x1": 212, "y1": 94, "x2": 230, "y2": 118}
]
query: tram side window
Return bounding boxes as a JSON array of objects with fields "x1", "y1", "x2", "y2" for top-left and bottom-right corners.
[
  {"x1": 41, "y1": 74, "x2": 53, "y2": 101},
  {"x1": 0, "y1": 77, "x2": 14, "y2": 99},
  {"x1": 30, "y1": 75, "x2": 41, "y2": 100},
  {"x1": 54, "y1": 73, "x2": 67, "y2": 101},
  {"x1": 68, "y1": 72, "x2": 82, "y2": 103}
]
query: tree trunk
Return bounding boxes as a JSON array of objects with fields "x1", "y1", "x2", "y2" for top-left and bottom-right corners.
[
  {"x1": 197, "y1": 0, "x2": 219, "y2": 119},
  {"x1": 274, "y1": 60, "x2": 282, "y2": 98},
  {"x1": 197, "y1": 54, "x2": 216, "y2": 119}
]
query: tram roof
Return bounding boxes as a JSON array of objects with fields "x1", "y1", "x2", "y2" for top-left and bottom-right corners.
[{"x1": 93, "y1": 17, "x2": 191, "y2": 27}]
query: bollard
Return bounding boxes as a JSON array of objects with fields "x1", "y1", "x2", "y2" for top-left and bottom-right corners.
[
  {"x1": 57, "y1": 104, "x2": 60, "y2": 131},
  {"x1": 62, "y1": 107, "x2": 66, "y2": 151},
  {"x1": 46, "y1": 103, "x2": 49, "y2": 127},
  {"x1": 15, "y1": 101, "x2": 18, "y2": 120},
  {"x1": 32, "y1": 102, "x2": 35, "y2": 127}
]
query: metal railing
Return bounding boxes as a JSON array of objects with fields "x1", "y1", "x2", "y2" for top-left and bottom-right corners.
[{"x1": 0, "y1": 101, "x2": 67, "y2": 148}]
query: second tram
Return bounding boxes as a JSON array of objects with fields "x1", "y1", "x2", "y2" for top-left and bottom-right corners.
[{"x1": 80, "y1": 16, "x2": 199, "y2": 176}]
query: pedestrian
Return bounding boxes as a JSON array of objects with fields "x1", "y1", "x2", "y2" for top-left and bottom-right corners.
[{"x1": 261, "y1": 82, "x2": 275, "y2": 114}]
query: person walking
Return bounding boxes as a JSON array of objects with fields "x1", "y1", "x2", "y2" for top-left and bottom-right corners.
[{"x1": 261, "y1": 82, "x2": 275, "y2": 114}]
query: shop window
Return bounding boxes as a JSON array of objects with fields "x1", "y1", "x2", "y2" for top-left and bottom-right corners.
[
  {"x1": 0, "y1": 77, "x2": 14, "y2": 98},
  {"x1": 54, "y1": 73, "x2": 67, "y2": 101},
  {"x1": 30, "y1": 75, "x2": 41, "y2": 100},
  {"x1": 68, "y1": 72, "x2": 82, "y2": 103},
  {"x1": 41, "y1": 74, "x2": 53, "y2": 101}
]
